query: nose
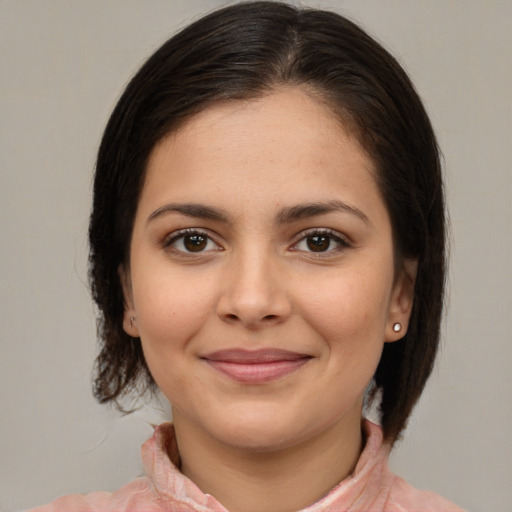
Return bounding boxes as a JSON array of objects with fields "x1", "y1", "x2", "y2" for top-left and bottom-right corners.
[{"x1": 216, "y1": 247, "x2": 292, "y2": 329}]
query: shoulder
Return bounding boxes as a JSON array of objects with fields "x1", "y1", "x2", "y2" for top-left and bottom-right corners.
[
  {"x1": 25, "y1": 477, "x2": 172, "y2": 512},
  {"x1": 356, "y1": 420, "x2": 466, "y2": 512},
  {"x1": 384, "y1": 474, "x2": 467, "y2": 512},
  {"x1": 25, "y1": 422, "x2": 221, "y2": 512}
]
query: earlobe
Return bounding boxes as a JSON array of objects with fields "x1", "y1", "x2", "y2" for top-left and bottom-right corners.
[
  {"x1": 386, "y1": 258, "x2": 418, "y2": 342},
  {"x1": 123, "y1": 313, "x2": 139, "y2": 338},
  {"x1": 118, "y1": 265, "x2": 140, "y2": 338}
]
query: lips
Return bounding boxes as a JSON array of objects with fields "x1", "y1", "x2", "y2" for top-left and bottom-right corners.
[{"x1": 201, "y1": 349, "x2": 312, "y2": 384}]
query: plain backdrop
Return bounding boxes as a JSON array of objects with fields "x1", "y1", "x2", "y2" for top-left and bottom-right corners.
[{"x1": 1, "y1": 1, "x2": 511, "y2": 511}]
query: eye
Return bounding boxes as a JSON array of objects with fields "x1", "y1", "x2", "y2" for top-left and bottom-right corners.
[
  {"x1": 293, "y1": 229, "x2": 350, "y2": 254},
  {"x1": 165, "y1": 229, "x2": 221, "y2": 253}
]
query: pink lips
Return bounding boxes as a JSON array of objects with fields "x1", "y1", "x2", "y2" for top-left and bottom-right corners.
[{"x1": 202, "y1": 349, "x2": 311, "y2": 384}]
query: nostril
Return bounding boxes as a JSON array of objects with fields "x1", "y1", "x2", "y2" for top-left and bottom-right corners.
[{"x1": 221, "y1": 312, "x2": 278, "y2": 323}]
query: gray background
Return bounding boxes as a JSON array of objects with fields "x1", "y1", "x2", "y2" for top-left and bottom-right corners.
[{"x1": 1, "y1": 1, "x2": 511, "y2": 511}]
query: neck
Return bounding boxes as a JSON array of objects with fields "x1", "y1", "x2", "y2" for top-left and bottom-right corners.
[{"x1": 172, "y1": 412, "x2": 363, "y2": 512}]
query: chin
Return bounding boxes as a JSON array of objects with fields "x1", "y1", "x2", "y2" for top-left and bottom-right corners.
[
  {"x1": 209, "y1": 408, "x2": 313, "y2": 453},
  {"x1": 220, "y1": 426, "x2": 298, "y2": 453}
]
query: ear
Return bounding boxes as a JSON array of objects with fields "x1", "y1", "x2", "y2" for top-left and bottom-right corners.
[
  {"x1": 118, "y1": 264, "x2": 140, "y2": 337},
  {"x1": 385, "y1": 258, "x2": 418, "y2": 342}
]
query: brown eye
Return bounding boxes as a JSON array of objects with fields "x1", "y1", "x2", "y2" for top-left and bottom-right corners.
[
  {"x1": 306, "y1": 235, "x2": 331, "y2": 252},
  {"x1": 183, "y1": 234, "x2": 207, "y2": 252},
  {"x1": 293, "y1": 230, "x2": 349, "y2": 255},
  {"x1": 166, "y1": 230, "x2": 219, "y2": 253}
]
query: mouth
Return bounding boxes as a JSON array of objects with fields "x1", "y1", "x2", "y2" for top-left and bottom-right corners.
[{"x1": 201, "y1": 349, "x2": 312, "y2": 384}]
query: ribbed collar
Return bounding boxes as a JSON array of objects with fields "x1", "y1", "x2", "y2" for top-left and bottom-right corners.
[{"x1": 141, "y1": 419, "x2": 391, "y2": 511}]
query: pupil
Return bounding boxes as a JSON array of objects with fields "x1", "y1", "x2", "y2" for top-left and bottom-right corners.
[
  {"x1": 307, "y1": 235, "x2": 330, "y2": 252},
  {"x1": 184, "y1": 234, "x2": 207, "y2": 252}
]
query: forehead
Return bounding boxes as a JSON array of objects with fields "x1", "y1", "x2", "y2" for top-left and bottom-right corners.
[{"x1": 139, "y1": 87, "x2": 384, "y2": 221}]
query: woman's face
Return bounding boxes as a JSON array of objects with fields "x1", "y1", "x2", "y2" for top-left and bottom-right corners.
[{"x1": 122, "y1": 87, "x2": 415, "y2": 451}]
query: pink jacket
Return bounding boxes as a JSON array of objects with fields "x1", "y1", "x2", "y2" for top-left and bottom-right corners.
[{"x1": 29, "y1": 420, "x2": 465, "y2": 511}]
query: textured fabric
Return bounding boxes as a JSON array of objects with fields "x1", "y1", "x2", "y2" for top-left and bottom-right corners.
[{"x1": 29, "y1": 420, "x2": 465, "y2": 512}]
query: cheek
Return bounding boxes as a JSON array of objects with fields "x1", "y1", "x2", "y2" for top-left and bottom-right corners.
[
  {"x1": 302, "y1": 271, "x2": 392, "y2": 336},
  {"x1": 131, "y1": 268, "x2": 219, "y2": 405},
  {"x1": 132, "y1": 266, "x2": 217, "y2": 351}
]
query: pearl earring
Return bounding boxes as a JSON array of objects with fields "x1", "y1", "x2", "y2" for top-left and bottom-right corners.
[{"x1": 393, "y1": 322, "x2": 402, "y2": 333}]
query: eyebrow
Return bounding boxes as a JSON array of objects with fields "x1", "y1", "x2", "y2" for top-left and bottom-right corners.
[
  {"x1": 275, "y1": 200, "x2": 369, "y2": 225},
  {"x1": 147, "y1": 203, "x2": 230, "y2": 224},
  {"x1": 147, "y1": 199, "x2": 369, "y2": 225}
]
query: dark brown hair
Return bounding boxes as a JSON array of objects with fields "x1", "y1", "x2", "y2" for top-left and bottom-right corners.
[{"x1": 89, "y1": 1, "x2": 445, "y2": 443}]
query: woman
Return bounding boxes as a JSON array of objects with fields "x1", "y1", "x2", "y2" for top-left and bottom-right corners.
[{"x1": 32, "y1": 2, "x2": 464, "y2": 511}]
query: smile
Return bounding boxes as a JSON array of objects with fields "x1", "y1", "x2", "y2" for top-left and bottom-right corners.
[{"x1": 201, "y1": 349, "x2": 312, "y2": 384}]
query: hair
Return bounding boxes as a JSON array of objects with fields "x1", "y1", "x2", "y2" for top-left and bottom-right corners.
[{"x1": 89, "y1": 1, "x2": 445, "y2": 443}]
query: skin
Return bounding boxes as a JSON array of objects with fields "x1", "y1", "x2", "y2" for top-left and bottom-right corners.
[{"x1": 121, "y1": 87, "x2": 416, "y2": 512}]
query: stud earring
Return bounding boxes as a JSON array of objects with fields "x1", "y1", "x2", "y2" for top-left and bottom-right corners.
[{"x1": 393, "y1": 322, "x2": 402, "y2": 333}]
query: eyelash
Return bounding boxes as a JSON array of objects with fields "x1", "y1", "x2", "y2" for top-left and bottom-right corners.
[
  {"x1": 291, "y1": 229, "x2": 351, "y2": 255},
  {"x1": 163, "y1": 228, "x2": 221, "y2": 254},
  {"x1": 162, "y1": 228, "x2": 351, "y2": 255}
]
